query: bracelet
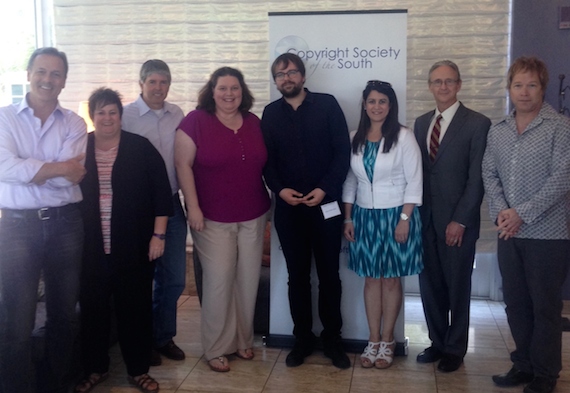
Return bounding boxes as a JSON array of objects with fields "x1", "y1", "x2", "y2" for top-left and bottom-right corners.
[
  {"x1": 343, "y1": 218, "x2": 353, "y2": 224},
  {"x1": 153, "y1": 233, "x2": 166, "y2": 240}
]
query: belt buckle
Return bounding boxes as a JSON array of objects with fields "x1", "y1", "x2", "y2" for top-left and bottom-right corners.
[{"x1": 38, "y1": 207, "x2": 50, "y2": 220}]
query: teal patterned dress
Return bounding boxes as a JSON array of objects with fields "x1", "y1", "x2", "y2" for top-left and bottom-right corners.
[{"x1": 348, "y1": 140, "x2": 423, "y2": 278}]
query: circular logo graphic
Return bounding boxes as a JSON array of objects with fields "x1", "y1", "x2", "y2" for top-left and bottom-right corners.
[{"x1": 274, "y1": 35, "x2": 309, "y2": 58}]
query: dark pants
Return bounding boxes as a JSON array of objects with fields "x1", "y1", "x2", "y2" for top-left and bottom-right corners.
[
  {"x1": 498, "y1": 237, "x2": 570, "y2": 379},
  {"x1": 419, "y1": 221, "x2": 477, "y2": 357},
  {"x1": 273, "y1": 202, "x2": 343, "y2": 341},
  {"x1": 153, "y1": 194, "x2": 187, "y2": 347},
  {"x1": 0, "y1": 205, "x2": 83, "y2": 393},
  {"x1": 79, "y1": 255, "x2": 154, "y2": 377}
]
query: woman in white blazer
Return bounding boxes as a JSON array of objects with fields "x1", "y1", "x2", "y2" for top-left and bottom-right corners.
[{"x1": 343, "y1": 80, "x2": 423, "y2": 369}]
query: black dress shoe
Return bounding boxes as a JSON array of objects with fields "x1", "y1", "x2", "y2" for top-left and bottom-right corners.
[
  {"x1": 437, "y1": 353, "x2": 463, "y2": 372},
  {"x1": 416, "y1": 346, "x2": 443, "y2": 363},
  {"x1": 492, "y1": 366, "x2": 534, "y2": 387},
  {"x1": 523, "y1": 377, "x2": 556, "y2": 393},
  {"x1": 323, "y1": 338, "x2": 351, "y2": 369},
  {"x1": 286, "y1": 339, "x2": 315, "y2": 367},
  {"x1": 156, "y1": 339, "x2": 185, "y2": 361}
]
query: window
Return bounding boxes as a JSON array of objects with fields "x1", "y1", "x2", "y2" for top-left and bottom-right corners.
[{"x1": 0, "y1": 1, "x2": 49, "y2": 106}]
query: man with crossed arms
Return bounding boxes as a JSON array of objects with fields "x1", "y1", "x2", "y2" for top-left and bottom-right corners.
[{"x1": 0, "y1": 47, "x2": 87, "y2": 393}]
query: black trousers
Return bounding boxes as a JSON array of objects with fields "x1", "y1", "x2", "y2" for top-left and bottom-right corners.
[
  {"x1": 419, "y1": 221, "x2": 477, "y2": 357},
  {"x1": 274, "y1": 202, "x2": 343, "y2": 341},
  {"x1": 79, "y1": 255, "x2": 154, "y2": 377},
  {"x1": 498, "y1": 237, "x2": 570, "y2": 379}
]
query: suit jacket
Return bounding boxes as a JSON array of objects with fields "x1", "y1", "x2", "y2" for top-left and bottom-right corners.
[{"x1": 413, "y1": 102, "x2": 491, "y2": 239}]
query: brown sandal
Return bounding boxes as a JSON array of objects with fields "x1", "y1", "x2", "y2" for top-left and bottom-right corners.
[
  {"x1": 128, "y1": 373, "x2": 159, "y2": 393},
  {"x1": 208, "y1": 356, "x2": 230, "y2": 372},
  {"x1": 74, "y1": 372, "x2": 109, "y2": 393},
  {"x1": 235, "y1": 348, "x2": 254, "y2": 360}
]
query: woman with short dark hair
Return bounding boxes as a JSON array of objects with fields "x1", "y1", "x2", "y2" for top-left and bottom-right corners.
[{"x1": 75, "y1": 87, "x2": 172, "y2": 393}]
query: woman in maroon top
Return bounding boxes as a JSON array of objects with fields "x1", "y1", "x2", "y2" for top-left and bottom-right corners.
[{"x1": 175, "y1": 67, "x2": 270, "y2": 372}]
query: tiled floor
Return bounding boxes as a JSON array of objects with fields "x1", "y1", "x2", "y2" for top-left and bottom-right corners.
[{"x1": 86, "y1": 296, "x2": 570, "y2": 393}]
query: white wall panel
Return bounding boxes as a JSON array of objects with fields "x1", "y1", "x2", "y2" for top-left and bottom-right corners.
[{"x1": 53, "y1": 0, "x2": 509, "y2": 124}]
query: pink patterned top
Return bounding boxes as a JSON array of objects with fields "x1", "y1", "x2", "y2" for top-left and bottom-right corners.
[{"x1": 95, "y1": 145, "x2": 119, "y2": 254}]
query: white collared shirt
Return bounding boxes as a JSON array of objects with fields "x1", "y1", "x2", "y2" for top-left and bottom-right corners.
[
  {"x1": 425, "y1": 100, "x2": 461, "y2": 150},
  {"x1": 122, "y1": 95, "x2": 184, "y2": 195},
  {"x1": 0, "y1": 96, "x2": 87, "y2": 209}
]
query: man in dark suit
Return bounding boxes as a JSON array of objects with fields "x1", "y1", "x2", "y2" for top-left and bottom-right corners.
[{"x1": 413, "y1": 60, "x2": 491, "y2": 372}]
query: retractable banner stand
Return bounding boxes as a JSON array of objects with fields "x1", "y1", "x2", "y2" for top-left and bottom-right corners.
[{"x1": 267, "y1": 10, "x2": 409, "y2": 354}]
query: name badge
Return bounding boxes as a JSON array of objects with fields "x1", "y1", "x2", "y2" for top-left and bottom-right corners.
[{"x1": 321, "y1": 201, "x2": 341, "y2": 220}]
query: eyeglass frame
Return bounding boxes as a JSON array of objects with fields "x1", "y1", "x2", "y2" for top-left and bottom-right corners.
[
  {"x1": 274, "y1": 69, "x2": 301, "y2": 81},
  {"x1": 428, "y1": 78, "x2": 460, "y2": 87}
]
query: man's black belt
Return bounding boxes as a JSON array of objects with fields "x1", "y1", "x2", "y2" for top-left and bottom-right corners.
[{"x1": 0, "y1": 203, "x2": 78, "y2": 221}]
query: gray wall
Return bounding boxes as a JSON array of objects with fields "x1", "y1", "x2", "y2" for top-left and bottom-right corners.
[
  {"x1": 512, "y1": 0, "x2": 570, "y2": 298},
  {"x1": 512, "y1": 0, "x2": 570, "y2": 112}
]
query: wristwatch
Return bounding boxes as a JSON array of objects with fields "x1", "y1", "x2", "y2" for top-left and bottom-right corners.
[
  {"x1": 400, "y1": 213, "x2": 409, "y2": 221},
  {"x1": 153, "y1": 233, "x2": 166, "y2": 240}
]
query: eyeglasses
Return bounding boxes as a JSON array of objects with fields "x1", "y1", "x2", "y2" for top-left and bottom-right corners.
[
  {"x1": 429, "y1": 79, "x2": 459, "y2": 87},
  {"x1": 274, "y1": 69, "x2": 300, "y2": 81},
  {"x1": 367, "y1": 80, "x2": 392, "y2": 87}
]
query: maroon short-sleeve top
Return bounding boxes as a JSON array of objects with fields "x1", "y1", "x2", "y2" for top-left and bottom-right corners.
[{"x1": 178, "y1": 109, "x2": 270, "y2": 223}]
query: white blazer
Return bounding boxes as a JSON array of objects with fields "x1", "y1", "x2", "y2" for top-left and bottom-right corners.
[{"x1": 342, "y1": 127, "x2": 423, "y2": 209}]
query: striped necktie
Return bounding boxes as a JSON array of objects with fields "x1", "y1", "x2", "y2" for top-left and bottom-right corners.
[{"x1": 429, "y1": 115, "x2": 442, "y2": 162}]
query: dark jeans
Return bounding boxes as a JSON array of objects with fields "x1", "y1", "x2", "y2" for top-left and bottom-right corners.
[
  {"x1": 273, "y1": 202, "x2": 343, "y2": 341},
  {"x1": 153, "y1": 194, "x2": 187, "y2": 347},
  {"x1": 0, "y1": 205, "x2": 83, "y2": 393},
  {"x1": 498, "y1": 237, "x2": 570, "y2": 379}
]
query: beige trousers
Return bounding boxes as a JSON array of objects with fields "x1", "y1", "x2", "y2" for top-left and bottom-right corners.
[{"x1": 191, "y1": 213, "x2": 267, "y2": 360}]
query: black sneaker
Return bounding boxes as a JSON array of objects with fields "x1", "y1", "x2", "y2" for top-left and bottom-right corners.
[
  {"x1": 323, "y1": 338, "x2": 351, "y2": 369},
  {"x1": 156, "y1": 340, "x2": 185, "y2": 361},
  {"x1": 492, "y1": 366, "x2": 534, "y2": 387},
  {"x1": 286, "y1": 339, "x2": 315, "y2": 367},
  {"x1": 524, "y1": 377, "x2": 557, "y2": 393}
]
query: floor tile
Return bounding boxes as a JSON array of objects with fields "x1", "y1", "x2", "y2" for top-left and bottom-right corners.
[{"x1": 86, "y1": 296, "x2": 570, "y2": 392}]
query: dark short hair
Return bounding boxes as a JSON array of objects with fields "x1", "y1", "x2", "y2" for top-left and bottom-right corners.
[
  {"x1": 27, "y1": 47, "x2": 69, "y2": 77},
  {"x1": 428, "y1": 60, "x2": 461, "y2": 83},
  {"x1": 352, "y1": 81, "x2": 402, "y2": 154},
  {"x1": 271, "y1": 53, "x2": 306, "y2": 80},
  {"x1": 88, "y1": 87, "x2": 123, "y2": 120},
  {"x1": 140, "y1": 59, "x2": 171, "y2": 83},
  {"x1": 507, "y1": 56, "x2": 549, "y2": 92},
  {"x1": 196, "y1": 67, "x2": 254, "y2": 114}
]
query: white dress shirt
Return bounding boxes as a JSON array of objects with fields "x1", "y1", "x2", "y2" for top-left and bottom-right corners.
[
  {"x1": 425, "y1": 100, "x2": 461, "y2": 150},
  {"x1": 0, "y1": 97, "x2": 87, "y2": 209},
  {"x1": 122, "y1": 95, "x2": 184, "y2": 195}
]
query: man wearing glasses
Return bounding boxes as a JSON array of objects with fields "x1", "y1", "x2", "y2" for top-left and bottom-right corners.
[
  {"x1": 413, "y1": 60, "x2": 491, "y2": 372},
  {"x1": 261, "y1": 53, "x2": 351, "y2": 369}
]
